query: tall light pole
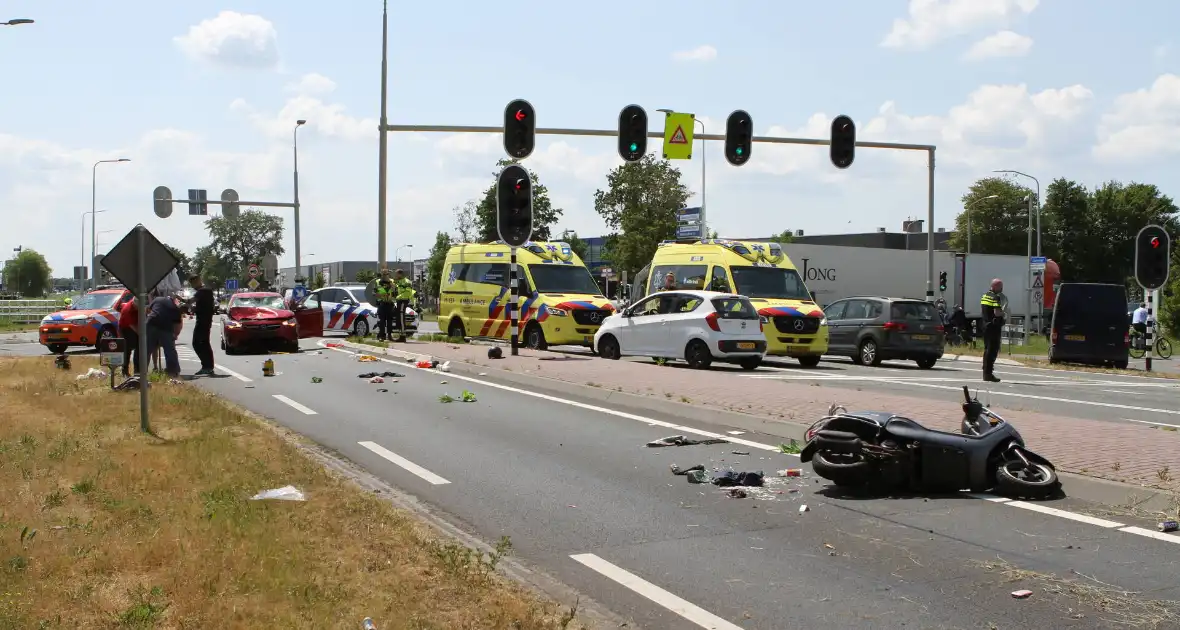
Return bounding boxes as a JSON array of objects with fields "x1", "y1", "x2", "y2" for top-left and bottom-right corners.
[
  {"x1": 81, "y1": 209, "x2": 107, "y2": 290},
  {"x1": 395, "y1": 244, "x2": 412, "y2": 262},
  {"x1": 993, "y1": 170, "x2": 1041, "y2": 256},
  {"x1": 293, "y1": 120, "x2": 306, "y2": 278},
  {"x1": 994, "y1": 170, "x2": 1041, "y2": 343},
  {"x1": 964, "y1": 194, "x2": 999, "y2": 255},
  {"x1": 657, "y1": 109, "x2": 707, "y2": 233},
  {"x1": 91, "y1": 158, "x2": 129, "y2": 290},
  {"x1": 2, "y1": 18, "x2": 34, "y2": 26},
  {"x1": 376, "y1": 0, "x2": 389, "y2": 267}
]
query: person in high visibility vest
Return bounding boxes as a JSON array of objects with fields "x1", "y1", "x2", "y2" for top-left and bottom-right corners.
[
  {"x1": 393, "y1": 268, "x2": 416, "y2": 342},
  {"x1": 980, "y1": 278, "x2": 1007, "y2": 383},
  {"x1": 373, "y1": 267, "x2": 396, "y2": 341}
]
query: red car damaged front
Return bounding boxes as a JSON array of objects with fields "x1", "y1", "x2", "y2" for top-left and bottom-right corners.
[{"x1": 220, "y1": 293, "x2": 300, "y2": 354}]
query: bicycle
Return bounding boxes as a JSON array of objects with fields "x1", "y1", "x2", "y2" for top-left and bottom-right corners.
[{"x1": 1128, "y1": 324, "x2": 1173, "y2": 359}]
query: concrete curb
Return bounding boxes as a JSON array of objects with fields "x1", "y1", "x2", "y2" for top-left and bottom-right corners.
[{"x1": 339, "y1": 340, "x2": 1178, "y2": 513}]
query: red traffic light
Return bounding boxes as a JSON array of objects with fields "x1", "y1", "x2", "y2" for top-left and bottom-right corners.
[
  {"x1": 515, "y1": 110, "x2": 527, "y2": 122},
  {"x1": 1151, "y1": 236, "x2": 1161, "y2": 248}
]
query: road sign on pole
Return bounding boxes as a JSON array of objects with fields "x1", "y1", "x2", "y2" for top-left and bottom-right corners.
[
  {"x1": 662, "y1": 112, "x2": 694, "y2": 160},
  {"x1": 153, "y1": 186, "x2": 173, "y2": 218},
  {"x1": 1029, "y1": 256, "x2": 1047, "y2": 271},
  {"x1": 248, "y1": 264, "x2": 260, "y2": 279},
  {"x1": 677, "y1": 223, "x2": 703, "y2": 239},
  {"x1": 187, "y1": 189, "x2": 208, "y2": 215},
  {"x1": 247, "y1": 278, "x2": 260, "y2": 290},
  {"x1": 221, "y1": 188, "x2": 240, "y2": 219},
  {"x1": 225, "y1": 278, "x2": 238, "y2": 291}
]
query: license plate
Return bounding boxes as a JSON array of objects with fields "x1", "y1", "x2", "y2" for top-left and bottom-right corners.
[
  {"x1": 1065, "y1": 334, "x2": 1085, "y2": 341},
  {"x1": 911, "y1": 334, "x2": 932, "y2": 341},
  {"x1": 736, "y1": 342, "x2": 756, "y2": 350},
  {"x1": 786, "y1": 345, "x2": 810, "y2": 352}
]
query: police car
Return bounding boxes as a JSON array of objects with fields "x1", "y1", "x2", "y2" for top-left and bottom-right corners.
[{"x1": 290, "y1": 284, "x2": 417, "y2": 337}]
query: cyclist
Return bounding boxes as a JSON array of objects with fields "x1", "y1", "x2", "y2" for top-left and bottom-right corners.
[{"x1": 1131, "y1": 302, "x2": 1148, "y2": 347}]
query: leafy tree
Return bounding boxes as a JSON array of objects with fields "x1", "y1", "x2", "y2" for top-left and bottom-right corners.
[
  {"x1": 559, "y1": 230, "x2": 588, "y2": 260},
  {"x1": 768, "y1": 230, "x2": 795, "y2": 244},
  {"x1": 163, "y1": 244, "x2": 191, "y2": 279},
  {"x1": 1162, "y1": 262, "x2": 1180, "y2": 336},
  {"x1": 2, "y1": 248, "x2": 52, "y2": 297},
  {"x1": 1040, "y1": 178, "x2": 1091, "y2": 273},
  {"x1": 453, "y1": 200, "x2": 479, "y2": 243},
  {"x1": 355, "y1": 268, "x2": 378, "y2": 284},
  {"x1": 946, "y1": 177, "x2": 1036, "y2": 255},
  {"x1": 474, "y1": 159, "x2": 563, "y2": 242},
  {"x1": 310, "y1": 272, "x2": 326, "y2": 290},
  {"x1": 424, "y1": 231, "x2": 452, "y2": 299},
  {"x1": 593, "y1": 154, "x2": 691, "y2": 274},
  {"x1": 203, "y1": 209, "x2": 285, "y2": 279},
  {"x1": 192, "y1": 245, "x2": 232, "y2": 290}
]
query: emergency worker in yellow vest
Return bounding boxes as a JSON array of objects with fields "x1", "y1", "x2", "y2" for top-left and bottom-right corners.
[
  {"x1": 392, "y1": 268, "x2": 415, "y2": 342},
  {"x1": 980, "y1": 278, "x2": 1007, "y2": 383},
  {"x1": 374, "y1": 267, "x2": 396, "y2": 341}
]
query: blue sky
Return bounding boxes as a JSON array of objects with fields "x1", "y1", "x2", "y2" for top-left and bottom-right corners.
[{"x1": 3, "y1": 0, "x2": 1180, "y2": 278}]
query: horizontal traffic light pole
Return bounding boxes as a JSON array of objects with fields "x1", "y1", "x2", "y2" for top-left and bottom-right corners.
[
  {"x1": 383, "y1": 124, "x2": 935, "y2": 152},
  {"x1": 157, "y1": 199, "x2": 297, "y2": 208}
]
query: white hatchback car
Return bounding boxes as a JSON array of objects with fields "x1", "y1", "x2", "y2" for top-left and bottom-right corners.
[{"x1": 593, "y1": 290, "x2": 768, "y2": 370}]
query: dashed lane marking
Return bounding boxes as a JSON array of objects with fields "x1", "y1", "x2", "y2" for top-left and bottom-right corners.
[
  {"x1": 357, "y1": 441, "x2": 451, "y2": 485},
  {"x1": 272, "y1": 394, "x2": 317, "y2": 415}
]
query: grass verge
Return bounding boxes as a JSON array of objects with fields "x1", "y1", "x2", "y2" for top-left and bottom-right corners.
[
  {"x1": 0, "y1": 317, "x2": 37, "y2": 333},
  {"x1": 0, "y1": 355, "x2": 582, "y2": 629}
]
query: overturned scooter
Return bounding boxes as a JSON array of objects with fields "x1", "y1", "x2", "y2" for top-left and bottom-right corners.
[{"x1": 800, "y1": 386, "x2": 1060, "y2": 499}]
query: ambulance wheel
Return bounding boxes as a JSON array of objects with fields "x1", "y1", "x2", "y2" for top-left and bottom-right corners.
[
  {"x1": 353, "y1": 319, "x2": 370, "y2": 338},
  {"x1": 94, "y1": 326, "x2": 116, "y2": 352},
  {"x1": 447, "y1": 318, "x2": 466, "y2": 340},
  {"x1": 524, "y1": 323, "x2": 548, "y2": 350},
  {"x1": 797, "y1": 355, "x2": 822, "y2": 368},
  {"x1": 47, "y1": 344, "x2": 67, "y2": 354}
]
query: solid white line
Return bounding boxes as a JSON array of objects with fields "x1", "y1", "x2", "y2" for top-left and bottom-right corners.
[
  {"x1": 570, "y1": 553, "x2": 745, "y2": 630},
  {"x1": 1127, "y1": 419, "x2": 1180, "y2": 429},
  {"x1": 1004, "y1": 501, "x2": 1125, "y2": 528},
  {"x1": 272, "y1": 394, "x2": 317, "y2": 415},
  {"x1": 855, "y1": 379, "x2": 1180, "y2": 416},
  {"x1": 357, "y1": 441, "x2": 451, "y2": 485},
  {"x1": 215, "y1": 364, "x2": 253, "y2": 382},
  {"x1": 1120, "y1": 526, "x2": 1180, "y2": 545}
]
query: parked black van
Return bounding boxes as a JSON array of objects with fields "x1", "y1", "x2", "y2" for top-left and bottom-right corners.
[{"x1": 1048, "y1": 283, "x2": 1129, "y2": 369}]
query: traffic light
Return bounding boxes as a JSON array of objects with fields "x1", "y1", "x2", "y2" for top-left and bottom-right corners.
[
  {"x1": 939, "y1": 271, "x2": 947, "y2": 292},
  {"x1": 503, "y1": 99, "x2": 536, "y2": 159},
  {"x1": 1135, "y1": 224, "x2": 1172, "y2": 290},
  {"x1": 496, "y1": 164, "x2": 533, "y2": 247},
  {"x1": 618, "y1": 104, "x2": 648, "y2": 162},
  {"x1": 724, "y1": 110, "x2": 753, "y2": 166},
  {"x1": 830, "y1": 115, "x2": 856, "y2": 169}
]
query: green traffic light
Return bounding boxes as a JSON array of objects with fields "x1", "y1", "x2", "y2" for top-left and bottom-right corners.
[
  {"x1": 630, "y1": 143, "x2": 638, "y2": 152},
  {"x1": 736, "y1": 147, "x2": 744, "y2": 155}
]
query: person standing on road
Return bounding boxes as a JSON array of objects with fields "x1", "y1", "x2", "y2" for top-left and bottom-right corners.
[
  {"x1": 374, "y1": 267, "x2": 395, "y2": 341},
  {"x1": 980, "y1": 278, "x2": 1007, "y2": 383},
  {"x1": 145, "y1": 291, "x2": 182, "y2": 378},
  {"x1": 188, "y1": 275, "x2": 216, "y2": 376},
  {"x1": 118, "y1": 296, "x2": 140, "y2": 378},
  {"x1": 393, "y1": 268, "x2": 415, "y2": 342}
]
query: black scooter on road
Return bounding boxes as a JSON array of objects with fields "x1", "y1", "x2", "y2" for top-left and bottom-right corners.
[{"x1": 800, "y1": 386, "x2": 1060, "y2": 498}]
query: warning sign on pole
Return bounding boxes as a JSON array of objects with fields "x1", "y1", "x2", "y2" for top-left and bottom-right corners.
[
  {"x1": 1032, "y1": 273, "x2": 1043, "y2": 289},
  {"x1": 662, "y1": 111, "x2": 695, "y2": 160}
]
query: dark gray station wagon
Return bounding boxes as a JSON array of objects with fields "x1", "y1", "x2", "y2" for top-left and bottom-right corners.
[{"x1": 822, "y1": 297, "x2": 946, "y2": 368}]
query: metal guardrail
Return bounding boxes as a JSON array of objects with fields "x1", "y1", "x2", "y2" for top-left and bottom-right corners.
[{"x1": 0, "y1": 299, "x2": 63, "y2": 324}]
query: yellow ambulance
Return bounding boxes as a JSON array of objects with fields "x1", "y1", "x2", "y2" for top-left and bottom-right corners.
[
  {"x1": 438, "y1": 241, "x2": 616, "y2": 349},
  {"x1": 632, "y1": 239, "x2": 828, "y2": 366}
]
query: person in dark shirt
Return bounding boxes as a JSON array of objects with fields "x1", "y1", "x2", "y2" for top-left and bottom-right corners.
[
  {"x1": 146, "y1": 291, "x2": 182, "y2": 377},
  {"x1": 188, "y1": 275, "x2": 216, "y2": 375},
  {"x1": 118, "y1": 297, "x2": 140, "y2": 377}
]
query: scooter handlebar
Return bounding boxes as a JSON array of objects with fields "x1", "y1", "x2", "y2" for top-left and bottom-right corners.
[{"x1": 962, "y1": 385, "x2": 972, "y2": 403}]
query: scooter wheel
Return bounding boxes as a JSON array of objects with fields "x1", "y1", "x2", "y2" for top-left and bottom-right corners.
[
  {"x1": 811, "y1": 451, "x2": 875, "y2": 487},
  {"x1": 995, "y1": 460, "x2": 1060, "y2": 499}
]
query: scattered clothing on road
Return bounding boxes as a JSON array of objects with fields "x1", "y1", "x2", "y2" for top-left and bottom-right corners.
[{"x1": 646, "y1": 435, "x2": 729, "y2": 448}]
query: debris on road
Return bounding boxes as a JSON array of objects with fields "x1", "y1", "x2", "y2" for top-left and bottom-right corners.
[
  {"x1": 646, "y1": 435, "x2": 729, "y2": 448},
  {"x1": 325, "y1": 342, "x2": 344, "y2": 348},
  {"x1": 731, "y1": 450, "x2": 751, "y2": 455},
  {"x1": 54, "y1": 354, "x2": 71, "y2": 370},
  {"x1": 416, "y1": 360, "x2": 433, "y2": 369},
  {"x1": 488, "y1": 347, "x2": 503, "y2": 359},
  {"x1": 250, "y1": 485, "x2": 306, "y2": 501},
  {"x1": 311, "y1": 377, "x2": 322, "y2": 384},
  {"x1": 357, "y1": 355, "x2": 378, "y2": 362},
  {"x1": 711, "y1": 470, "x2": 764, "y2": 487},
  {"x1": 376, "y1": 388, "x2": 388, "y2": 393},
  {"x1": 779, "y1": 440, "x2": 802, "y2": 454},
  {"x1": 77, "y1": 367, "x2": 105, "y2": 380},
  {"x1": 438, "y1": 390, "x2": 477, "y2": 403},
  {"x1": 779, "y1": 469, "x2": 803, "y2": 477},
  {"x1": 726, "y1": 430, "x2": 746, "y2": 435},
  {"x1": 726, "y1": 488, "x2": 748, "y2": 499},
  {"x1": 1160, "y1": 520, "x2": 1179, "y2": 533},
  {"x1": 262, "y1": 358, "x2": 275, "y2": 377},
  {"x1": 369, "y1": 376, "x2": 384, "y2": 383},
  {"x1": 799, "y1": 504, "x2": 810, "y2": 513},
  {"x1": 1011, "y1": 589, "x2": 1033, "y2": 599},
  {"x1": 670, "y1": 463, "x2": 705, "y2": 475},
  {"x1": 438, "y1": 361, "x2": 451, "y2": 372}
]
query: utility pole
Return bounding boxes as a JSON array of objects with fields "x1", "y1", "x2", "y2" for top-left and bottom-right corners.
[{"x1": 376, "y1": 0, "x2": 390, "y2": 267}]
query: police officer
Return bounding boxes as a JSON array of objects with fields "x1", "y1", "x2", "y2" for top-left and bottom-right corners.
[
  {"x1": 374, "y1": 267, "x2": 396, "y2": 341},
  {"x1": 392, "y1": 268, "x2": 416, "y2": 342},
  {"x1": 980, "y1": 278, "x2": 1007, "y2": 383}
]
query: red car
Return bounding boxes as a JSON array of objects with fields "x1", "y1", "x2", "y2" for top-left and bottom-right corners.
[{"x1": 220, "y1": 292, "x2": 300, "y2": 354}]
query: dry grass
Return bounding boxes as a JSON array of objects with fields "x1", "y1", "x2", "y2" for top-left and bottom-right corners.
[
  {"x1": 974, "y1": 557, "x2": 1180, "y2": 628},
  {"x1": 0, "y1": 356, "x2": 583, "y2": 630}
]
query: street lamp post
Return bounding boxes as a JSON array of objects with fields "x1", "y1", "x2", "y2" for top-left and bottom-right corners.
[
  {"x1": 91, "y1": 158, "x2": 129, "y2": 290},
  {"x1": 376, "y1": 0, "x2": 390, "y2": 267},
  {"x1": 294, "y1": 120, "x2": 306, "y2": 277},
  {"x1": 965, "y1": 194, "x2": 1000, "y2": 255},
  {"x1": 1, "y1": 18, "x2": 34, "y2": 26},
  {"x1": 395, "y1": 244, "x2": 412, "y2": 262},
  {"x1": 657, "y1": 109, "x2": 707, "y2": 234},
  {"x1": 994, "y1": 170, "x2": 1041, "y2": 344},
  {"x1": 81, "y1": 210, "x2": 107, "y2": 291}
]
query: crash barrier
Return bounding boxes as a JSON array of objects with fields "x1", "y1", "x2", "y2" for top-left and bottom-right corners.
[{"x1": 0, "y1": 299, "x2": 62, "y2": 324}]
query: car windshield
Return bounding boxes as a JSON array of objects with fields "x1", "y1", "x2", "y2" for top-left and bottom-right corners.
[
  {"x1": 891, "y1": 302, "x2": 938, "y2": 321},
  {"x1": 528, "y1": 265, "x2": 602, "y2": 295},
  {"x1": 70, "y1": 292, "x2": 121, "y2": 311},
  {"x1": 729, "y1": 266, "x2": 811, "y2": 300},
  {"x1": 231, "y1": 296, "x2": 286, "y2": 309}
]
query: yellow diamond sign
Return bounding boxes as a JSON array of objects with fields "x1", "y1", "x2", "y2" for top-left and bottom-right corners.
[{"x1": 662, "y1": 112, "x2": 694, "y2": 160}]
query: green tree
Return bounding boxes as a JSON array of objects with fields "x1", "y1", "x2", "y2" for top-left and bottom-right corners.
[
  {"x1": 355, "y1": 268, "x2": 378, "y2": 284},
  {"x1": 310, "y1": 272, "x2": 326, "y2": 290},
  {"x1": 203, "y1": 209, "x2": 285, "y2": 279},
  {"x1": 2, "y1": 248, "x2": 52, "y2": 297},
  {"x1": 1161, "y1": 261, "x2": 1180, "y2": 336},
  {"x1": 559, "y1": 230, "x2": 589, "y2": 260},
  {"x1": 453, "y1": 199, "x2": 479, "y2": 242},
  {"x1": 1088, "y1": 182, "x2": 1180, "y2": 283},
  {"x1": 1040, "y1": 178, "x2": 1093, "y2": 276},
  {"x1": 424, "y1": 231, "x2": 452, "y2": 299},
  {"x1": 192, "y1": 245, "x2": 232, "y2": 290},
  {"x1": 474, "y1": 159, "x2": 563, "y2": 242},
  {"x1": 163, "y1": 244, "x2": 191, "y2": 279},
  {"x1": 593, "y1": 154, "x2": 692, "y2": 274},
  {"x1": 768, "y1": 230, "x2": 795, "y2": 244},
  {"x1": 946, "y1": 177, "x2": 1036, "y2": 255}
]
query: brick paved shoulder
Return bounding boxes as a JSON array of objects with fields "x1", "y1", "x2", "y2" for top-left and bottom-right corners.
[{"x1": 397, "y1": 341, "x2": 1180, "y2": 494}]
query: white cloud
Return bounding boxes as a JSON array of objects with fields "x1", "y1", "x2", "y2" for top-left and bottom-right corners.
[
  {"x1": 671, "y1": 45, "x2": 718, "y2": 62},
  {"x1": 285, "y1": 73, "x2": 337, "y2": 96},
  {"x1": 173, "y1": 11, "x2": 280, "y2": 69},
  {"x1": 963, "y1": 30, "x2": 1033, "y2": 60},
  {"x1": 1094, "y1": 74, "x2": 1180, "y2": 163},
  {"x1": 881, "y1": 0, "x2": 1039, "y2": 50}
]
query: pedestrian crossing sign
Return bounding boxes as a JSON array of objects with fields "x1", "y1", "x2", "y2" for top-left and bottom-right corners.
[
  {"x1": 662, "y1": 111, "x2": 694, "y2": 160},
  {"x1": 669, "y1": 126, "x2": 688, "y2": 144},
  {"x1": 1032, "y1": 274, "x2": 1043, "y2": 289}
]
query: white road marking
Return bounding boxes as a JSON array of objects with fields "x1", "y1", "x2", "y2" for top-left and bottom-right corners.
[
  {"x1": 272, "y1": 394, "x2": 317, "y2": 415},
  {"x1": 357, "y1": 441, "x2": 451, "y2": 485},
  {"x1": 1126, "y1": 419, "x2": 1180, "y2": 430},
  {"x1": 570, "y1": 553, "x2": 745, "y2": 630},
  {"x1": 1119, "y1": 526, "x2": 1180, "y2": 545},
  {"x1": 324, "y1": 340, "x2": 1180, "y2": 548},
  {"x1": 1004, "y1": 501, "x2": 1125, "y2": 528},
  {"x1": 215, "y1": 364, "x2": 252, "y2": 382}
]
